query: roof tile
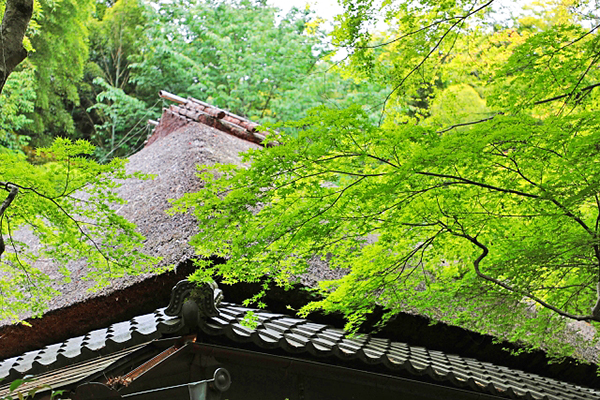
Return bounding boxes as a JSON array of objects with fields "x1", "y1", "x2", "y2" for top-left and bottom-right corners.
[
  {"x1": 59, "y1": 336, "x2": 86, "y2": 359},
  {"x1": 263, "y1": 321, "x2": 288, "y2": 334},
  {"x1": 284, "y1": 332, "x2": 311, "y2": 348},
  {"x1": 312, "y1": 333, "x2": 341, "y2": 349},
  {"x1": 13, "y1": 351, "x2": 39, "y2": 373},
  {"x1": 257, "y1": 328, "x2": 281, "y2": 344},
  {"x1": 2, "y1": 300, "x2": 600, "y2": 400},
  {"x1": 337, "y1": 339, "x2": 362, "y2": 354},
  {"x1": 0, "y1": 357, "x2": 18, "y2": 378},
  {"x1": 109, "y1": 326, "x2": 133, "y2": 344},
  {"x1": 231, "y1": 323, "x2": 254, "y2": 338}
]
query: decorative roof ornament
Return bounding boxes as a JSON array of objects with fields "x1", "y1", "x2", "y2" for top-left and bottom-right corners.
[
  {"x1": 165, "y1": 280, "x2": 223, "y2": 329},
  {"x1": 148, "y1": 91, "x2": 269, "y2": 147}
]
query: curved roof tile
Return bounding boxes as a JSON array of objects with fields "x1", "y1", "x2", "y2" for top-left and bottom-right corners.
[
  {"x1": 1, "y1": 300, "x2": 599, "y2": 400},
  {"x1": 198, "y1": 302, "x2": 600, "y2": 400}
]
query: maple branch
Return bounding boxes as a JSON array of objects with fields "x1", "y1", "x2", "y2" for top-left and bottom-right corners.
[
  {"x1": 378, "y1": 0, "x2": 495, "y2": 120},
  {"x1": 0, "y1": 180, "x2": 113, "y2": 271},
  {"x1": 435, "y1": 82, "x2": 600, "y2": 134},
  {"x1": 533, "y1": 82, "x2": 600, "y2": 106},
  {"x1": 0, "y1": 183, "x2": 19, "y2": 258},
  {"x1": 444, "y1": 224, "x2": 599, "y2": 322},
  {"x1": 415, "y1": 171, "x2": 541, "y2": 199},
  {"x1": 436, "y1": 113, "x2": 503, "y2": 134}
]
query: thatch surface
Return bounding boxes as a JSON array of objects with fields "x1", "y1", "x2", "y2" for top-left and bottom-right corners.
[
  {"x1": 114, "y1": 120, "x2": 259, "y2": 274},
  {"x1": 2, "y1": 122, "x2": 259, "y2": 323}
]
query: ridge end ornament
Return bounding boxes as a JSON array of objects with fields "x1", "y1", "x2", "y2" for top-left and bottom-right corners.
[{"x1": 165, "y1": 279, "x2": 223, "y2": 318}]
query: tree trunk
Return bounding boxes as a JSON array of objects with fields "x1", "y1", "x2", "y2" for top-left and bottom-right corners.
[{"x1": 0, "y1": 0, "x2": 34, "y2": 93}]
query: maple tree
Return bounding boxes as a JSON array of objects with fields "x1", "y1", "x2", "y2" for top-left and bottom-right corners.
[
  {"x1": 174, "y1": 0, "x2": 600, "y2": 358},
  {"x1": 0, "y1": 139, "x2": 156, "y2": 321},
  {"x1": 0, "y1": 0, "x2": 155, "y2": 321}
]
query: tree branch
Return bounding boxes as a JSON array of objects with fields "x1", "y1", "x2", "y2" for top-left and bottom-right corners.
[
  {"x1": 378, "y1": 0, "x2": 495, "y2": 120},
  {"x1": 415, "y1": 171, "x2": 541, "y2": 199},
  {"x1": 533, "y1": 82, "x2": 600, "y2": 106},
  {"x1": 446, "y1": 226, "x2": 599, "y2": 322},
  {"x1": 434, "y1": 81, "x2": 600, "y2": 134},
  {"x1": 437, "y1": 113, "x2": 502, "y2": 134},
  {"x1": 0, "y1": 183, "x2": 19, "y2": 258},
  {"x1": 0, "y1": 180, "x2": 113, "y2": 270}
]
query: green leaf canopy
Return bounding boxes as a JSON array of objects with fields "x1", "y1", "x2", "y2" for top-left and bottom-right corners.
[{"x1": 173, "y1": 0, "x2": 600, "y2": 359}]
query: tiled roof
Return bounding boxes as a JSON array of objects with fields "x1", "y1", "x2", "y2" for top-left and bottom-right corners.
[
  {"x1": 2, "y1": 296, "x2": 599, "y2": 400},
  {"x1": 0, "y1": 345, "x2": 146, "y2": 397},
  {"x1": 203, "y1": 303, "x2": 600, "y2": 400},
  {"x1": 0, "y1": 308, "x2": 179, "y2": 384}
]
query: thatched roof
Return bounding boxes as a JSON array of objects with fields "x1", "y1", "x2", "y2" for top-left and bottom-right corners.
[
  {"x1": 117, "y1": 121, "x2": 260, "y2": 269},
  {"x1": 0, "y1": 106, "x2": 263, "y2": 356},
  {"x1": 63, "y1": 121, "x2": 259, "y2": 301},
  {"x1": 2, "y1": 117, "x2": 260, "y2": 324}
]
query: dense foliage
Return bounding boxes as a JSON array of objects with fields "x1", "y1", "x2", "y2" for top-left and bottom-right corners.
[
  {"x1": 0, "y1": 0, "x2": 164, "y2": 322},
  {"x1": 172, "y1": 0, "x2": 600, "y2": 359},
  {"x1": 2, "y1": 0, "x2": 383, "y2": 158},
  {"x1": 128, "y1": 0, "x2": 387, "y2": 123},
  {"x1": 0, "y1": 139, "x2": 157, "y2": 321},
  {"x1": 4, "y1": 0, "x2": 600, "y2": 362},
  {"x1": 0, "y1": 0, "x2": 380, "y2": 319}
]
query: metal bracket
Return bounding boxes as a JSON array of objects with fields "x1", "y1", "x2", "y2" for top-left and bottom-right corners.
[
  {"x1": 73, "y1": 368, "x2": 231, "y2": 400},
  {"x1": 121, "y1": 368, "x2": 231, "y2": 400}
]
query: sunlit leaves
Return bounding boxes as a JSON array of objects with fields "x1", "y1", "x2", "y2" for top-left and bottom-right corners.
[
  {"x1": 173, "y1": 0, "x2": 600, "y2": 360},
  {"x1": 0, "y1": 139, "x2": 157, "y2": 322}
]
